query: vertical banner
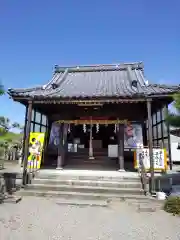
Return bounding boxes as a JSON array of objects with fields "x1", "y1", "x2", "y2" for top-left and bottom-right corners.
[
  {"x1": 134, "y1": 148, "x2": 167, "y2": 170},
  {"x1": 124, "y1": 123, "x2": 143, "y2": 148},
  {"x1": 28, "y1": 132, "x2": 45, "y2": 169},
  {"x1": 48, "y1": 122, "x2": 61, "y2": 148},
  {"x1": 63, "y1": 123, "x2": 68, "y2": 145}
]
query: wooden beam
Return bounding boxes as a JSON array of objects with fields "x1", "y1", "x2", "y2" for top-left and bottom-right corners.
[
  {"x1": 32, "y1": 99, "x2": 146, "y2": 104},
  {"x1": 56, "y1": 119, "x2": 129, "y2": 124}
]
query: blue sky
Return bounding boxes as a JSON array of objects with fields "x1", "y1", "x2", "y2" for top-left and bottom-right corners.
[{"x1": 0, "y1": 0, "x2": 179, "y2": 125}]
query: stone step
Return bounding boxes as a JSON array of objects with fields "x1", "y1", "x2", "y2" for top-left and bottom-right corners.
[
  {"x1": 36, "y1": 175, "x2": 141, "y2": 182},
  {"x1": 124, "y1": 198, "x2": 164, "y2": 212},
  {"x1": 53, "y1": 198, "x2": 108, "y2": 207},
  {"x1": 66, "y1": 162, "x2": 116, "y2": 167},
  {"x1": 25, "y1": 183, "x2": 144, "y2": 195},
  {"x1": 125, "y1": 198, "x2": 164, "y2": 206},
  {"x1": 68, "y1": 155, "x2": 108, "y2": 158},
  {"x1": 68, "y1": 153, "x2": 108, "y2": 157},
  {"x1": 36, "y1": 172, "x2": 140, "y2": 182},
  {"x1": 32, "y1": 178, "x2": 142, "y2": 188},
  {"x1": 67, "y1": 159, "x2": 110, "y2": 164},
  {"x1": 16, "y1": 189, "x2": 147, "y2": 201},
  {"x1": 76, "y1": 149, "x2": 108, "y2": 153},
  {"x1": 16, "y1": 195, "x2": 108, "y2": 207},
  {"x1": 68, "y1": 156, "x2": 110, "y2": 160},
  {"x1": 64, "y1": 164, "x2": 118, "y2": 170},
  {"x1": 67, "y1": 159, "x2": 109, "y2": 163},
  {"x1": 68, "y1": 157, "x2": 108, "y2": 161}
]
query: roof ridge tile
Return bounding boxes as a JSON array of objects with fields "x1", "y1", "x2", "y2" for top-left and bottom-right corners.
[{"x1": 54, "y1": 62, "x2": 144, "y2": 73}]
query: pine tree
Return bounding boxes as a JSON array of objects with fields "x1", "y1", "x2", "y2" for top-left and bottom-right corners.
[{"x1": 166, "y1": 93, "x2": 180, "y2": 127}]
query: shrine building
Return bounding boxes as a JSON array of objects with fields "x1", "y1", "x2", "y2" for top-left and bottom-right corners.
[{"x1": 8, "y1": 62, "x2": 180, "y2": 172}]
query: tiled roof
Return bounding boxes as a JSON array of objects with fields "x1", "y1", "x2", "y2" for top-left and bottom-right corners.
[
  {"x1": 8, "y1": 62, "x2": 180, "y2": 99},
  {"x1": 170, "y1": 128, "x2": 180, "y2": 137}
]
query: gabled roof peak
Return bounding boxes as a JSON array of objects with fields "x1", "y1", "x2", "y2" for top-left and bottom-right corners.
[{"x1": 8, "y1": 61, "x2": 180, "y2": 100}]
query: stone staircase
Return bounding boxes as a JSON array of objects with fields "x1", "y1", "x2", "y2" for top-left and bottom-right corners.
[
  {"x1": 66, "y1": 148, "x2": 118, "y2": 170},
  {"x1": 16, "y1": 170, "x2": 151, "y2": 204}
]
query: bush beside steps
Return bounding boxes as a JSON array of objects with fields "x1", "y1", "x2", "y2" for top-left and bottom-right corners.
[{"x1": 164, "y1": 197, "x2": 180, "y2": 216}]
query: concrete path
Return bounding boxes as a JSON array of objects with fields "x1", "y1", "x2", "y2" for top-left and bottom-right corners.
[{"x1": 0, "y1": 197, "x2": 180, "y2": 240}]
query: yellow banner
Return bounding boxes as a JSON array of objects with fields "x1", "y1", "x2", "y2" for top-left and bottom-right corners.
[{"x1": 28, "y1": 132, "x2": 45, "y2": 170}]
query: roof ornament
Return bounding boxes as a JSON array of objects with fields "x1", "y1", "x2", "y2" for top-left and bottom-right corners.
[
  {"x1": 54, "y1": 65, "x2": 59, "y2": 72},
  {"x1": 145, "y1": 80, "x2": 149, "y2": 85},
  {"x1": 131, "y1": 80, "x2": 138, "y2": 88},
  {"x1": 51, "y1": 83, "x2": 58, "y2": 89}
]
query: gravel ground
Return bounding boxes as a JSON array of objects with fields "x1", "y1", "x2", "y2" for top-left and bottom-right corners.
[{"x1": 0, "y1": 197, "x2": 180, "y2": 240}]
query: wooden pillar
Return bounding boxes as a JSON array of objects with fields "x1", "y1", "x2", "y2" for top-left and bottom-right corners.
[
  {"x1": 21, "y1": 105, "x2": 28, "y2": 165},
  {"x1": 118, "y1": 124, "x2": 125, "y2": 171},
  {"x1": 160, "y1": 107, "x2": 164, "y2": 147},
  {"x1": 147, "y1": 99, "x2": 155, "y2": 193},
  {"x1": 89, "y1": 117, "x2": 94, "y2": 159},
  {"x1": 165, "y1": 104, "x2": 173, "y2": 170},
  {"x1": 142, "y1": 121, "x2": 147, "y2": 146},
  {"x1": 46, "y1": 119, "x2": 52, "y2": 147},
  {"x1": 56, "y1": 123, "x2": 64, "y2": 170},
  {"x1": 22, "y1": 101, "x2": 33, "y2": 185},
  {"x1": 62, "y1": 123, "x2": 68, "y2": 166}
]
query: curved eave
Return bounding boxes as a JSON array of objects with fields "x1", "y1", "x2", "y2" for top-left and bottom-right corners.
[
  {"x1": 170, "y1": 128, "x2": 180, "y2": 137},
  {"x1": 8, "y1": 92, "x2": 176, "y2": 102},
  {"x1": 8, "y1": 84, "x2": 180, "y2": 101}
]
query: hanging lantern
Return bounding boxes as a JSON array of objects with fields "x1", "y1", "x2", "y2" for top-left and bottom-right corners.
[
  {"x1": 83, "y1": 124, "x2": 86, "y2": 133},
  {"x1": 114, "y1": 124, "x2": 117, "y2": 133},
  {"x1": 96, "y1": 123, "x2": 99, "y2": 133},
  {"x1": 68, "y1": 124, "x2": 71, "y2": 133}
]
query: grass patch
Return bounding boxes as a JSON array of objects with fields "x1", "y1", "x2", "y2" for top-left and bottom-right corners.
[
  {"x1": 164, "y1": 197, "x2": 180, "y2": 215},
  {"x1": 0, "y1": 132, "x2": 23, "y2": 142}
]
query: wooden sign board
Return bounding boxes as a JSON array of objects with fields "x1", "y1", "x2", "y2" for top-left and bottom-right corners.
[{"x1": 134, "y1": 148, "x2": 168, "y2": 171}]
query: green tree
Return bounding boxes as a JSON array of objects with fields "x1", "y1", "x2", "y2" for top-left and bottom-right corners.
[
  {"x1": 0, "y1": 116, "x2": 23, "y2": 134},
  {"x1": 0, "y1": 82, "x2": 4, "y2": 96},
  {"x1": 166, "y1": 93, "x2": 180, "y2": 127},
  {"x1": 0, "y1": 117, "x2": 23, "y2": 160}
]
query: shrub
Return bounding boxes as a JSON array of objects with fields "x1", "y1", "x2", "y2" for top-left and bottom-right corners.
[
  {"x1": 164, "y1": 197, "x2": 180, "y2": 215},
  {"x1": 0, "y1": 147, "x2": 4, "y2": 157}
]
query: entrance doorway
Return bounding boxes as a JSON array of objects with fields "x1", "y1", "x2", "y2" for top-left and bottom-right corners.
[
  {"x1": 67, "y1": 124, "x2": 118, "y2": 149},
  {"x1": 66, "y1": 124, "x2": 119, "y2": 170},
  {"x1": 43, "y1": 121, "x2": 138, "y2": 172}
]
